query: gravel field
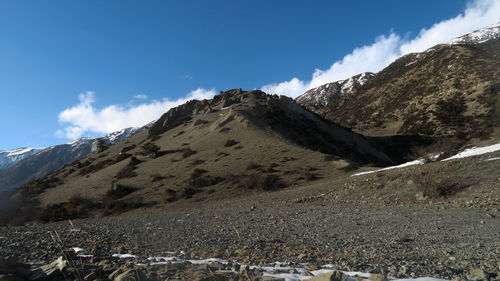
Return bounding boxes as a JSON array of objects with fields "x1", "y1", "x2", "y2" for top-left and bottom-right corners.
[{"x1": 1, "y1": 196, "x2": 499, "y2": 280}]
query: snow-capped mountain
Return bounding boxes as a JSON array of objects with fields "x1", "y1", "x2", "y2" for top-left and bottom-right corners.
[
  {"x1": 447, "y1": 22, "x2": 500, "y2": 45},
  {"x1": 0, "y1": 147, "x2": 44, "y2": 170},
  {"x1": 0, "y1": 125, "x2": 148, "y2": 191},
  {"x1": 296, "y1": 22, "x2": 500, "y2": 140},
  {"x1": 296, "y1": 72, "x2": 374, "y2": 111}
]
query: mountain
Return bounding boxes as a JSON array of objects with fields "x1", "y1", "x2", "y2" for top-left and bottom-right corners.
[
  {"x1": 0, "y1": 147, "x2": 43, "y2": 170},
  {"x1": 296, "y1": 72, "x2": 374, "y2": 111},
  {"x1": 17, "y1": 89, "x2": 394, "y2": 216},
  {"x1": 0, "y1": 126, "x2": 146, "y2": 191},
  {"x1": 297, "y1": 23, "x2": 500, "y2": 142}
]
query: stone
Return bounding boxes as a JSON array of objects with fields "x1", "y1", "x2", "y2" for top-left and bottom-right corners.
[
  {"x1": 369, "y1": 274, "x2": 388, "y2": 281},
  {"x1": 467, "y1": 268, "x2": 488, "y2": 281},
  {"x1": 259, "y1": 277, "x2": 286, "y2": 281}
]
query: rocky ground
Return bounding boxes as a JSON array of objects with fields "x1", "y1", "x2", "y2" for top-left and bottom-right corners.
[{"x1": 1, "y1": 195, "x2": 499, "y2": 280}]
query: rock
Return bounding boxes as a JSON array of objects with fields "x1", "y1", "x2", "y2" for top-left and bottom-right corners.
[
  {"x1": 369, "y1": 274, "x2": 388, "y2": 281},
  {"x1": 306, "y1": 270, "x2": 347, "y2": 281},
  {"x1": 467, "y1": 268, "x2": 488, "y2": 281},
  {"x1": 259, "y1": 276, "x2": 286, "y2": 281},
  {"x1": 114, "y1": 269, "x2": 150, "y2": 281},
  {"x1": 297, "y1": 253, "x2": 307, "y2": 260}
]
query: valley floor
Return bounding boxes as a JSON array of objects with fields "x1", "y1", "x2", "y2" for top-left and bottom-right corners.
[{"x1": 1, "y1": 191, "x2": 499, "y2": 280}]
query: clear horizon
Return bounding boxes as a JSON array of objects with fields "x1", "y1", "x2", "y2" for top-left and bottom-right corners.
[{"x1": 0, "y1": 0, "x2": 499, "y2": 150}]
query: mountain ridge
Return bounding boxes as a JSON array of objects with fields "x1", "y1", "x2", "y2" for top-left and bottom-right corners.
[{"x1": 0, "y1": 125, "x2": 147, "y2": 191}]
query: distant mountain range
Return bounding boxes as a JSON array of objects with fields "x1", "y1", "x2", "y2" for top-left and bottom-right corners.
[{"x1": 0, "y1": 126, "x2": 147, "y2": 191}]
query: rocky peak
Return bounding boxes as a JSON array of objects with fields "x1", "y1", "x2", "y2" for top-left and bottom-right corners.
[
  {"x1": 295, "y1": 72, "x2": 375, "y2": 111},
  {"x1": 447, "y1": 22, "x2": 500, "y2": 45}
]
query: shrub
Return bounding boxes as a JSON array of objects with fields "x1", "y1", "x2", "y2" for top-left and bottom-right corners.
[
  {"x1": 224, "y1": 139, "x2": 239, "y2": 147},
  {"x1": 39, "y1": 204, "x2": 71, "y2": 222},
  {"x1": 141, "y1": 142, "x2": 161, "y2": 158},
  {"x1": 413, "y1": 169, "x2": 469, "y2": 199},
  {"x1": 219, "y1": 127, "x2": 231, "y2": 134},
  {"x1": 115, "y1": 153, "x2": 132, "y2": 163},
  {"x1": 262, "y1": 175, "x2": 284, "y2": 190},
  {"x1": 181, "y1": 147, "x2": 197, "y2": 158},
  {"x1": 115, "y1": 164, "x2": 137, "y2": 179},
  {"x1": 106, "y1": 184, "x2": 136, "y2": 200},
  {"x1": 246, "y1": 162, "x2": 262, "y2": 170},
  {"x1": 151, "y1": 174, "x2": 167, "y2": 182},
  {"x1": 188, "y1": 169, "x2": 224, "y2": 188},
  {"x1": 304, "y1": 170, "x2": 317, "y2": 181},
  {"x1": 165, "y1": 189, "x2": 177, "y2": 202},
  {"x1": 78, "y1": 159, "x2": 114, "y2": 176},
  {"x1": 121, "y1": 144, "x2": 136, "y2": 153}
]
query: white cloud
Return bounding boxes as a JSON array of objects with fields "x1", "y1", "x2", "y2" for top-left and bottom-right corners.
[
  {"x1": 261, "y1": 0, "x2": 500, "y2": 98},
  {"x1": 57, "y1": 89, "x2": 216, "y2": 140},
  {"x1": 133, "y1": 94, "x2": 148, "y2": 100}
]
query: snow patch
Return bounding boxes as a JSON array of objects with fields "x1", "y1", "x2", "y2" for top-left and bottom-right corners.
[
  {"x1": 352, "y1": 160, "x2": 424, "y2": 176},
  {"x1": 443, "y1": 143, "x2": 500, "y2": 161},
  {"x1": 112, "y1": 253, "x2": 138, "y2": 259}
]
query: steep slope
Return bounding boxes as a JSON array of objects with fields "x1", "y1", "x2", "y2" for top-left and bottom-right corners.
[
  {"x1": 0, "y1": 126, "x2": 146, "y2": 191},
  {"x1": 21, "y1": 90, "x2": 393, "y2": 215},
  {"x1": 0, "y1": 147, "x2": 43, "y2": 170},
  {"x1": 300, "y1": 23, "x2": 500, "y2": 141},
  {"x1": 296, "y1": 72, "x2": 374, "y2": 111}
]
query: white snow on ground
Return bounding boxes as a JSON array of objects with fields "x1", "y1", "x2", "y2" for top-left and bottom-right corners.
[
  {"x1": 72, "y1": 247, "x2": 87, "y2": 253},
  {"x1": 485, "y1": 157, "x2": 500, "y2": 161},
  {"x1": 352, "y1": 143, "x2": 500, "y2": 177},
  {"x1": 352, "y1": 160, "x2": 424, "y2": 176},
  {"x1": 443, "y1": 143, "x2": 500, "y2": 161},
  {"x1": 112, "y1": 253, "x2": 138, "y2": 259},
  {"x1": 145, "y1": 255, "x2": 448, "y2": 281},
  {"x1": 188, "y1": 258, "x2": 229, "y2": 264}
]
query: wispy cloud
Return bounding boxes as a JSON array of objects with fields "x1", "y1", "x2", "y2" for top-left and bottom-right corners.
[
  {"x1": 262, "y1": 0, "x2": 500, "y2": 98},
  {"x1": 57, "y1": 88, "x2": 216, "y2": 140},
  {"x1": 133, "y1": 94, "x2": 148, "y2": 100}
]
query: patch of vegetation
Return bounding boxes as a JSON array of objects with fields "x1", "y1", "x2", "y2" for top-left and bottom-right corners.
[
  {"x1": 78, "y1": 159, "x2": 115, "y2": 176},
  {"x1": 151, "y1": 174, "x2": 167, "y2": 182},
  {"x1": 115, "y1": 162, "x2": 137, "y2": 179},
  {"x1": 140, "y1": 142, "x2": 161, "y2": 158},
  {"x1": 106, "y1": 184, "x2": 136, "y2": 200},
  {"x1": 21, "y1": 177, "x2": 62, "y2": 195},
  {"x1": 413, "y1": 168, "x2": 470, "y2": 199},
  {"x1": 434, "y1": 95, "x2": 467, "y2": 127},
  {"x1": 224, "y1": 139, "x2": 239, "y2": 147},
  {"x1": 246, "y1": 162, "x2": 262, "y2": 170},
  {"x1": 188, "y1": 169, "x2": 224, "y2": 188},
  {"x1": 229, "y1": 173, "x2": 286, "y2": 190},
  {"x1": 191, "y1": 159, "x2": 205, "y2": 165},
  {"x1": 39, "y1": 204, "x2": 71, "y2": 222},
  {"x1": 115, "y1": 153, "x2": 132, "y2": 163},
  {"x1": 181, "y1": 147, "x2": 197, "y2": 158},
  {"x1": 165, "y1": 188, "x2": 177, "y2": 202},
  {"x1": 121, "y1": 144, "x2": 136, "y2": 153}
]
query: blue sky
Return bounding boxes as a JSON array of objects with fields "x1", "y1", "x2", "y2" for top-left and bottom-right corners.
[{"x1": 0, "y1": 0, "x2": 498, "y2": 149}]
